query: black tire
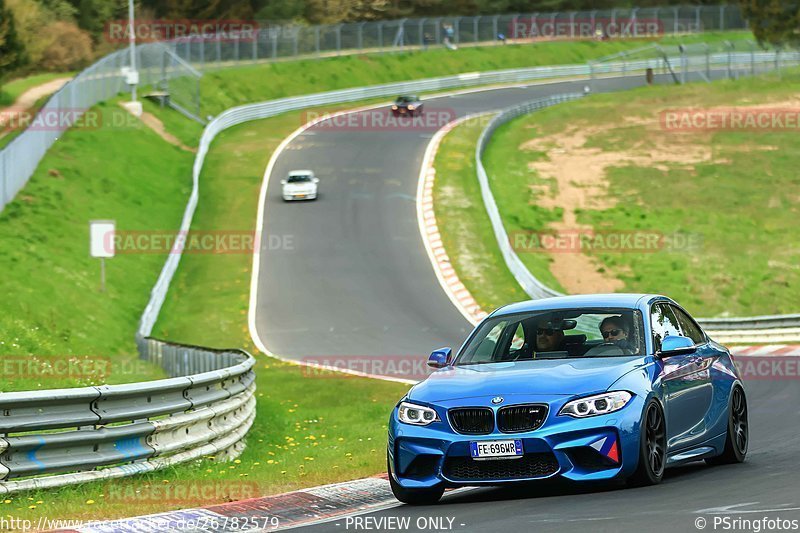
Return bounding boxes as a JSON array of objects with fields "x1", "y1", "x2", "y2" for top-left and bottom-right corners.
[
  {"x1": 628, "y1": 400, "x2": 666, "y2": 487},
  {"x1": 387, "y1": 454, "x2": 444, "y2": 505},
  {"x1": 706, "y1": 386, "x2": 748, "y2": 465}
]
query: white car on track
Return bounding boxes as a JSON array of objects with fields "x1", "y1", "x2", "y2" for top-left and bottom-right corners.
[{"x1": 281, "y1": 170, "x2": 319, "y2": 201}]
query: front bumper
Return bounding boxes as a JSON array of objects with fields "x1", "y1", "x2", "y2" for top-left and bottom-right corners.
[
  {"x1": 388, "y1": 394, "x2": 644, "y2": 489},
  {"x1": 283, "y1": 192, "x2": 317, "y2": 201}
]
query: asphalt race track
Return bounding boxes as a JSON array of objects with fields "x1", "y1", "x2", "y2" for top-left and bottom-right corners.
[
  {"x1": 295, "y1": 378, "x2": 800, "y2": 532},
  {"x1": 254, "y1": 74, "x2": 673, "y2": 368},
  {"x1": 253, "y1": 71, "x2": 800, "y2": 532}
]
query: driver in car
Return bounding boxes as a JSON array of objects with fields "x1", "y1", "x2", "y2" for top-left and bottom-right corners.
[
  {"x1": 600, "y1": 316, "x2": 634, "y2": 353},
  {"x1": 535, "y1": 320, "x2": 566, "y2": 352}
]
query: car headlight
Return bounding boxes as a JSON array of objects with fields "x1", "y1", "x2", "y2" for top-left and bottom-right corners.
[
  {"x1": 407, "y1": 104, "x2": 416, "y2": 110},
  {"x1": 398, "y1": 401, "x2": 439, "y2": 426},
  {"x1": 391, "y1": 105, "x2": 398, "y2": 110},
  {"x1": 558, "y1": 391, "x2": 632, "y2": 418}
]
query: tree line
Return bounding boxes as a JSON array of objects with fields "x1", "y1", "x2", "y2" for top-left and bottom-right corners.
[{"x1": 0, "y1": 0, "x2": 796, "y2": 88}]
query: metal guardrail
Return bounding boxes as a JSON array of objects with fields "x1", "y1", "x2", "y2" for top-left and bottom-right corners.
[
  {"x1": 139, "y1": 48, "x2": 789, "y2": 338},
  {"x1": 0, "y1": 339, "x2": 256, "y2": 494},
  {"x1": 473, "y1": 55, "x2": 800, "y2": 334}
]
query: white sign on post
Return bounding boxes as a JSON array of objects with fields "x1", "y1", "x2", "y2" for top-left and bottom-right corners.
[{"x1": 90, "y1": 220, "x2": 115, "y2": 291}]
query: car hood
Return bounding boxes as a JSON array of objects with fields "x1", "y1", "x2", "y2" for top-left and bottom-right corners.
[
  {"x1": 284, "y1": 183, "x2": 316, "y2": 192},
  {"x1": 408, "y1": 356, "x2": 646, "y2": 403}
]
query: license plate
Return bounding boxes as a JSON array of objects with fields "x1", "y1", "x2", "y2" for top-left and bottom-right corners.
[
  {"x1": 296, "y1": 194, "x2": 306, "y2": 198},
  {"x1": 470, "y1": 439, "x2": 523, "y2": 459}
]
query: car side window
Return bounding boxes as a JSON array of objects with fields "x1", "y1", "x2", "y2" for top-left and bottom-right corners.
[
  {"x1": 670, "y1": 305, "x2": 706, "y2": 345},
  {"x1": 650, "y1": 303, "x2": 682, "y2": 352}
]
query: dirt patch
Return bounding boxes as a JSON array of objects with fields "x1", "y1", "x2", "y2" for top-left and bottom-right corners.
[
  {"x1": 519, "y1": 96, "x2": 800, "y2": 293},
  {"x1": 519, "y1": 118, "x2": 707, "y2": 293},
  {"x1": 128, "y1": 105, "x2": 196, "y2": 153}
]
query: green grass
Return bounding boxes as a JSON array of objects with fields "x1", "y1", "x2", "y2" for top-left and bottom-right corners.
[
  {"x1": 2, "y1": 103, "x2": 408, "y2": 524},
  {"x1": 0, "y1": 30, "x2": 759, "y2": 519},
  {"x1": 189, "y1": 31, "x2": 749, "y2": 116},
  {"x1": 0, "y1": 100, "x2": 198, "y2": 391},
  {"x1": 0, "y1": 72, "x2": 73, "y2": 107},
  {"x1": 463, "y1": 70, "x2": 800, "y2": 317},
  {"x1": 433, "y1": 116, "x2": 529, "y2": 313}
]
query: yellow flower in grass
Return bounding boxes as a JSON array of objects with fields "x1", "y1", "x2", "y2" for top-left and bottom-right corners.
[{"x1": 86, "y1": 499, "x2": 95, "y2": 505}]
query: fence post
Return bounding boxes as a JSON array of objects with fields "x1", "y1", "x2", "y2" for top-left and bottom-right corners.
[
  {"x1": 315, "y1": 26, "x2": 320, "y2": 56},
  {"x1": 695, "y1": 6, "x2": 701, "y2": 33},
  {"x1": 705, "y1": 43, "x2": 710, "y2": 80},
  {"x1": 271, "y1": 29, "x2": 278, "y2": 59},
  {"x1": 253, "y1": 27, "x2": 259, "y2": 61},
  {"x1": 336, "y1": 24, "x2": 342, "y2": 55},
  {"x1": 719, "y1": 5, "x2": 726, "y2": 31},
  {"x1": 590, "y1": 10, "x2": 596, "y2": 34},
  {"x1": 750, "y1": 40, "x2": 755, "y2": 76},
  {"x1": 611, "y1": 8, "x2": 617, "y2": 28},
  {"x1": 293, "y1": 28, "x2": 299, "y2": 57},
  {"x1": 474, "y1": 16, "x2": 479, "y2": 43},
  {"x1": 727, "y1": 41, "x2": 733, "y2": 79},
  {"x1": 631, "y1": 8, "x2": 639, "y2": 38},
  {"x1": 569, "y1": 12, "x2": 576, "y2": 38},
  {"x1": 511, "y1": 15, "x2": 518, "y2": 40},
  {"x1": 359, "y1": 22, "x2": 365, "y2": 51},
  {"x1": 492, "y1": 15, "x2": 499, "y2": 45},
  {"x1": 673, "y1": 6, "x2": 679, "y2": 34}
]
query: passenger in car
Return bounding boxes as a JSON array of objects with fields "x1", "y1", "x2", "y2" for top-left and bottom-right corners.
[{"x1": 600, "y1": 316, "x2": 634, "y2": 353}]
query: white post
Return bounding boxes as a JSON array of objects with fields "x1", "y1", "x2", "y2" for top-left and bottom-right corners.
[{"x1": 128, "y1": 0, "x2": 137, "y2": 102}]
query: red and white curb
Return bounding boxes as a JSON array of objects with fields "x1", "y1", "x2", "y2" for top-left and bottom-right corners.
[
  {"x1": 55, "y1": 475, "x2": 400, "y2": 532},
  {"x1": 730, "y1": 344, "x2": 800, "y2": 357},
  {"x1": 416, "y1": 113, "x2": 497, "y2": 327}
]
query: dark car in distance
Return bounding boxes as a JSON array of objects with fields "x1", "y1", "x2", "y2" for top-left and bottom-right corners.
[{"x1": 392, "y1": 95, "x2": 424, "y2": 117}]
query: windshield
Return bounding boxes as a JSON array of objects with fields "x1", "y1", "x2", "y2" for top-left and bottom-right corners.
[
  {"x1": 456, "y1": 308, "x2": 645, "y2": 365},
  {"x1": 396, "y1": 96, "x2": 418, "y2": 103},
  {"x1": 287, "y1": 175, "x2": 312, "y2": 183}
]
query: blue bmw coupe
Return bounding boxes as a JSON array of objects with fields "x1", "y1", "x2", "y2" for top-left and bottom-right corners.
[{"x1": 388, "y1": 294, "x2": 748, "y2": 504}]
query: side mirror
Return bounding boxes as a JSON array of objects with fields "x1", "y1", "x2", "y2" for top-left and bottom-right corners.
[
  {"x1": 280, "y1": 179, "x2": 287, "y2": 185},
  {"x1": 657, "y1": 335, "x2": 696, "y2": 358},
  {"x1": 427, "y1": 347, "x2": 452, "y2": 368}
]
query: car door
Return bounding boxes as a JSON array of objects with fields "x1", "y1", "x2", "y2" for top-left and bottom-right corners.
[
  {"x1": 669, "y1": 304, "x2": 717, "y2": 444},
  {"x1": 651, "y1": 303, "x2": 711, "y2": 452}
]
